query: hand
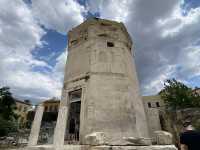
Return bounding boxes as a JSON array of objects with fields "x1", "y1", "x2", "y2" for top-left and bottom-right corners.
[{"x1": 181, "y1": 144, "x2": 188, "y2": 150}]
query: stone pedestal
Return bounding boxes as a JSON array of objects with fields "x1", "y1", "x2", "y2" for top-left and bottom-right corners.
[
  {"x1": 25, "y1": 144, "x2": 177, "y2": 150},
  {"x1": 28, "y1": 105, "x2": 44, "y2": 146}
]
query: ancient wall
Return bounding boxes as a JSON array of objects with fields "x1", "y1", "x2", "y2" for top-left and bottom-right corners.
[{"x1": 142, "y1": 95, "x2": 164, "y2": 138}]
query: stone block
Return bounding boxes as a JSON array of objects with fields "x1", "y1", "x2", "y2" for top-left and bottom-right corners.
[
  {"x1": 154, "y1": 131, "x2": 173, "y2": 145},
  {"x1": 24, "y1": 145, "x2": 177, "y2": 150},
  {"x1": 123, "y1": 137, "x2": 152, "y2": 145},
  {"x1": 85, "y1": 132, "x2": 108, "y2": 145}
]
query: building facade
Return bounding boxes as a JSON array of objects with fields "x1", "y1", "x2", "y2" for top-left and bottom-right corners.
[
  {"x1": 42, "y1": 98, "x2": 60, "y2": 113},
  {"x1": 142, "y1": 95, "x2": 164, "y2": 138},
  {"x1": 15, "y1": 100, "x2": 32, "y2": 127}
]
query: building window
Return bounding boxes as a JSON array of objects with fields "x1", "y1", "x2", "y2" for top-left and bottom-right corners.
[
  {"x1": 24, "y1": 107, "x2": 27, "y2": 112},
  {"x1": 49, "y1": 106, "x2": 53, "y2": 112},
  {"x1": 70, "y1": 39, "x2": 78, "y2": 45},
  {"x1": 54, "y1": 106, "x2": 58, "y2": 112},
  {"x1": 98, "y1": 33, "x2": 108, "y2": 37},
  {"x1": 69, "y1": 89, "x2": 82, "y2": 103},
  {"x1": 148, "y1": 102, "x2": 151, "y2": 108},
  {"x1": 19, "y1": 105, "x2": 22, "y2": 112},
  {"x1": 45, "y1": 106, "x2": 48, "y2": 112},
  {"x1": 100, "y1": 22, "x2": 111, "y2": 26},
  {"x1": 107, "y1": 42, "x2": 114, "y2": 47},
  {"x1": 156, "y1": 102, "x2": 160, "y2": 107}
]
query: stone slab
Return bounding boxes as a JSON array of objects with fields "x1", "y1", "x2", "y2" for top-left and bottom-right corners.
[{"x1": 24, "y1": 145, "x2": 177, "y2": 150}]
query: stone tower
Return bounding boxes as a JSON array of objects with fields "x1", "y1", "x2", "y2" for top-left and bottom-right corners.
[{"x1": 54, "y1": 18, "x2": 150, "y2": 146}]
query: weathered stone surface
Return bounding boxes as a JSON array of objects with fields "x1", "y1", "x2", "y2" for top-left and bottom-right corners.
[
  {"x1": 28, "y1": 105, "x2": 44, "y2": 146},
  {"x1": 24, "y1": 145, "x2": 177, "y2": 150},
  {"x1": 154, "y1": 131, "x2": 173, "y2": 145},
  {"x1": 53, "y1": 106, "x2": 68, "y2": 147},
  {"x1": 123, "y1": 137, "x2": 152, "y2": 145},
  {"x1": 59, "y1": 18, "x2": 150, "y2": 145},
  {"x1": 85, "y1": 132, "x2": 107, "y2": 145},
  {"x1": 142, "y1": 95, "x2": 163, "y2": 138}
]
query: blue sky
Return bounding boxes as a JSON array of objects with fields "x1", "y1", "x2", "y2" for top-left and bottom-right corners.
[{"x1": 0, "y1": 0, "x2": 200, "y2": 103}]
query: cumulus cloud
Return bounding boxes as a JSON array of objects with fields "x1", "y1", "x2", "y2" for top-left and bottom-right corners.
[
  {"x1": 32, "y1": 0, "x2": 85, "y2": 34},
  {"x1": 86, "y1": 0, "x2": 132, "y2": 22},
  {"x1": 132, "y1": 0, "x2": 200, "y2": 95},
  {"x1": 53, "y1": 51, "x2": 68, "y2": 81},
  {"x1": 0, "y1": 0, "x2": 64, "y2": 102},
  {"x1": 0, "y1": 0, "x2": 84, "y2": 103}
]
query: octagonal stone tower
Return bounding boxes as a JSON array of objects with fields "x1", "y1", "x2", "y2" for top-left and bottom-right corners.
[{"x1": 54, "y1": 18, "x2": 150, "y2": 146}]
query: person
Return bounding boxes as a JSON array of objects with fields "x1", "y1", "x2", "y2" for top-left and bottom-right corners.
[{"x1": 180, "y1": 121, "x2": 200, "y2": 150}]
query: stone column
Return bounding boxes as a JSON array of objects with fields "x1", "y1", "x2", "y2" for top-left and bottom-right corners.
[
  {"x1": 53, "y1": 106, "x2": 68, "y2": 147},
  {"x1": 53, "y1": 83, "x2": 69, "y2": 148},
  {"x1": 28, "y1": 104, "x2": 44, "y2": 146}
]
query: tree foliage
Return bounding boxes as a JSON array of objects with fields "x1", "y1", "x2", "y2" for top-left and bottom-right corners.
[
  {"x1": 159, "y1": 79, "x2": 200, "y2": 109},
  {"x1": 0, "y1": 116, "x2": 18, "y2": 136},
  {"x1": 0, "y1": 87, "x2": 18, "y2": 136}
]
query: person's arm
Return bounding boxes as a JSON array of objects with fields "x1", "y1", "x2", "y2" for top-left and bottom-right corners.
[{"x1": 180, "y1": 144, "x2": 188, "y2": 150}]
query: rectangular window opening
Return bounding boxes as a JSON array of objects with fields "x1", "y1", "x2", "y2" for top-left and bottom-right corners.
[
  {"x1": 98, "y1": 33, "x2": 108, "y2": 37},
  {"x1": 148, "y1": 102, "x2": 151, "y2": 108},
  {"x1": 107, "y1": 42, "x2": 114, "y2": 47},
  {"x1": 156, "y1": 102, "x2": 160, "y2": 107}
]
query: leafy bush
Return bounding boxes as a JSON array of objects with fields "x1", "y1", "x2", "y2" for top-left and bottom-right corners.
[
  {"x1": 0, "y1": 116, "x2": 18, "y2": 136},
  {"x1": 0, "y1": 87, "x2": 18, "y2": 136}
]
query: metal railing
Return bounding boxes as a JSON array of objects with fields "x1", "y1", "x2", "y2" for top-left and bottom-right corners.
[{"x1": 64, "y1": 133, "x2": 79, "y2": 145}]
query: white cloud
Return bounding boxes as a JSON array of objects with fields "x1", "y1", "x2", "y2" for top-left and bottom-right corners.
[
  {"x1": 0, "y1": 0, "x2": 66, "y2": 103},
  {"x1": 132, "y1": 1, "x2": 200, "y2": 94},
  {"x1": 52, "y1": 51, "x2": 68, "y2": 84},
  {"x1": 158, "y1": 5, "x2": 200, "y2": 37},
  {"x1": 32, "y1": 0, "x2": 85, "y2": 34},
  {"x1": 0, "y1": 0, "x2": 86, "y2": 103},
  {"x1": 86, "y1": 0, "x2": 132, "y2": 22}
]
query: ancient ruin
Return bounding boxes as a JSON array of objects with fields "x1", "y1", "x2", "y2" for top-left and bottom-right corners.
[{"x1": 26, "y1": 18, "x2": 177, "y2": 150}]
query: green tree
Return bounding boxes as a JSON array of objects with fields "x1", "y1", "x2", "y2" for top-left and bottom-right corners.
[
  {"x1": 0, "y1": 87, "x2": 18, "y2": 136},
  {"x1": 159, "y1": 79, "x2": 200, "y2": 109}
]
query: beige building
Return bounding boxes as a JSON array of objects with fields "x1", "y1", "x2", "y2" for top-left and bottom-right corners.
[
  {"x1": 41, "y1": 98, "x2": 60, "y2": 112},
  {"x1": 142, "y1": 95, "x2": 164, "y2": 138},
  {"x1": 193, "y1": 88, "x2": 200, "y2": 95},
  {"x1": 15, "y1": 99, "x2": 33, "y2": 126},
  {"x1": 142, "y1": 95, "x2": 164, "y2": 109}
]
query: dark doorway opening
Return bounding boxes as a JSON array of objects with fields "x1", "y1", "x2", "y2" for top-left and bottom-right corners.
[{"x1": 65, "y1": 89, "x2": 82, "y2": 144}]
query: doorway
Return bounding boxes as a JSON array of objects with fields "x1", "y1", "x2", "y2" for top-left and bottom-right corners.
[{"x1": 65, "y1": 89, "x2": 82, "y2": 144}]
